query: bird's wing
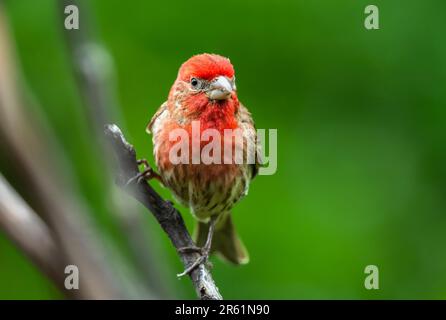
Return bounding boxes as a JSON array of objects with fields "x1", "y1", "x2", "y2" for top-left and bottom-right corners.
[
  {"x1": 146, "y1": 101, "x2": 168, "y2": 135},
  {"x1": 237, "y1": 102, "x2": 263, "y2": 179}
]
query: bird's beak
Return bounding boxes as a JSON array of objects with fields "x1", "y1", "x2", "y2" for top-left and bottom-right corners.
[{"x1": 206, "y1": 76, "x2": 233, "y2": 100}]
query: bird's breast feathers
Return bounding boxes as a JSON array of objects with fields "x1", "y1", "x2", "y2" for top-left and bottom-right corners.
[{"x1": 148, "y1": 100, "x2": 257, "y2": 218}]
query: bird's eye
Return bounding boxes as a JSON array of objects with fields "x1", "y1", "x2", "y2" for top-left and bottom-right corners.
[{"x1": 190, "y1": 77, "x2": 201, "y2": 89}]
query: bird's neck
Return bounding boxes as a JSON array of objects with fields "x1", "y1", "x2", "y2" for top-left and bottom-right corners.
[{"x1": 198, "y1": 99, "x2": 239, "y2": 132}]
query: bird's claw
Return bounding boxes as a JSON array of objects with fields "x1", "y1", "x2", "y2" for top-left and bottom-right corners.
[
  {"x1": 125, "y1": 159, "x2": 163, "y2": 187},
  {"x1": 177, "y1": 246, "x2": 211, "y2": 277},
  {"x1": 124, "y1": 167, "x2": 154, "y2": 186}
]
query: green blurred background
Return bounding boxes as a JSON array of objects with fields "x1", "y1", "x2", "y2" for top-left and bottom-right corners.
[{"x1": 1, "y1": 0, "x2": 446, "y2": 299}]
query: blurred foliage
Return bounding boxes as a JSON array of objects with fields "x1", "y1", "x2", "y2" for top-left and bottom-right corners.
[{"x1": 1, "y1": 0, "x2": 446, "y2": 299}]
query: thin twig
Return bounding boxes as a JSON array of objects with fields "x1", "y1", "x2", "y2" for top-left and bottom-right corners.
[{"x1": 104, "y1": 124, "x2": 223, "y2": 300}]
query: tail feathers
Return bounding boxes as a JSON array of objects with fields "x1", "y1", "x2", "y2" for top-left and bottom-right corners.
[{"x1": 194, "y1": 214, "x2": 249, "y2": 265}]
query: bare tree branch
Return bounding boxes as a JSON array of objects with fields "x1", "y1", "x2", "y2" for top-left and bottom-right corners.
[
  {"x1": 0, "y1": 174, "x2": 67, "y2": 292},
  {"x1": 104, "y1": 124, "x2": 223, "y2": 300}
]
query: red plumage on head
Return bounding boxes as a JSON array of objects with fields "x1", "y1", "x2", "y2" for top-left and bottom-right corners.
[
  {"x1": 166, "y1": 53, "x2": 239, "y2": 133},
  {"x1": 177, "y1": 53, "x2": 235, "y2": 81}
]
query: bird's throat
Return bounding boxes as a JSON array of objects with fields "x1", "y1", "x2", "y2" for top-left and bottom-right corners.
[{"x1": 198, "y1": 100, "x2": 239, "y2": 132}]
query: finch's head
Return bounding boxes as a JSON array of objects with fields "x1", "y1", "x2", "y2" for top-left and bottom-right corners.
[{"x1": 175, "y1": 54, "x2": 237, "y2": 102}]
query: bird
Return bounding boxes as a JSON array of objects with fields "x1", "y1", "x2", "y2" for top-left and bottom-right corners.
[{"x1": 145, "y1": 53, "x2": 261, "y2": 275}]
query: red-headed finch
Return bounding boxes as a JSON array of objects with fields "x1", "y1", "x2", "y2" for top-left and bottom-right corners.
[{"x1": 146, "y1": 54, "x2": 261, "y2": 275}]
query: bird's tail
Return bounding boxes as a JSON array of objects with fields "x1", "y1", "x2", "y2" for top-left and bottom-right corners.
[{"x1": 194, "y1": 214, "x2": 249, "y2": 265}]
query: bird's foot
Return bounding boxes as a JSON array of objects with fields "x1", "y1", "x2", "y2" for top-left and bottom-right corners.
[
  {"x1": 125, "y1": 159, "x2": 163, "y2": 186},
  {"x1": 176, "y1": 245, "x2": 212, "y2": 277},
  {"x1": 177, "y1": 216, "x2": 217, "y2": 277}
]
